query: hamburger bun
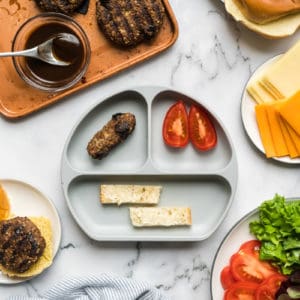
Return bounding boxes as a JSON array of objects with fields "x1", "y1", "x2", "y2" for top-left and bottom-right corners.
[
  {"x1": 0, "y1": 216, "x2": 53, "y2": 278},
  {"x1": 225, "y1": 0, "x2": 300, "y2": 38}
]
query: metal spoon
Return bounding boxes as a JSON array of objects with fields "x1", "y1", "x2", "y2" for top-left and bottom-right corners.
[{"x1": 0, "y1": 33, "x2": 80, "y2": 66}]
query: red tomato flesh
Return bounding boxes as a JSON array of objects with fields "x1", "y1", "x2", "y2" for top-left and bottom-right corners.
[
  {"x1": 224, "y1": 282, "x2": 259, "y2": 300},
  {"x1": 239, "y1": 240, "x2": 261, "y2": 258},
  {"x1": 221, "y1": 265, "x2": 237, "y2": 290},
  {"x1": 221, "y1": 240, "x2": 287, "y2": 300},
  {"x1": 162, "y1": 100, "x2": 189, "y2": 148},
  {"x1": 230, "y1": 252, "x2": 278, "y2": 284},
  {"x1": 188, "y1": 104, "x2": 217, "y2": 151},
  {"x1": 255, "y1": 274, "x2": 287, "y2": 300}
]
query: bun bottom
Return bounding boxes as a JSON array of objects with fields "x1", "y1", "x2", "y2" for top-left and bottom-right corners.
[
  {"x1": 225, "y1": 0, "x2": 300, "y2": 38},
  {"x1": 0, "y1": 217, "x2": 53, "y2": 278}
]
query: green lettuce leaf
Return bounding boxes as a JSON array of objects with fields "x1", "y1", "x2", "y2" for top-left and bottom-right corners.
[{"x1": 249, "y1": 194, "x2": 300, "y2": 275}]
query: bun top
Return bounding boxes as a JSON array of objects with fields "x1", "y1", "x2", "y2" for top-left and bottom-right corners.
[
  {"x1": 225, "y1": 0, "x2": 300, "y2": 39},
  {"x1": 236, "y1": 0, "x2": 300, "y2": 24}
]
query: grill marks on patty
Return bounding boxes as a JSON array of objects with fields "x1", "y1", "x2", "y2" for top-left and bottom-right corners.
[
  {"x1": 34, "y1": 0, "x2": 85, "y2": 14},
  {"x1": 96, "y1": 0, "x2": 165, "y2": 46},
  {"x1": 0, "y1": 217, "x2": 46, "y2": 273}
]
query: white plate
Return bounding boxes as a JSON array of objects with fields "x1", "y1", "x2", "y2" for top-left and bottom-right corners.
[
  {"x1": 241, "y1": 55, "x2": 300, "y2": 164},
  {"x1": 0, "y1": 179, "x2": 61, "y2": 284},
  {"x1": 210, "y1": 207, "x2": 260, "y2": 299}
]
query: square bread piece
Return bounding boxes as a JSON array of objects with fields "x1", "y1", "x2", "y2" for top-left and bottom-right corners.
[
  {"x1": 100, "y1": 185, "x2": 162, "y2": 206},
  {"x1": 130, "y1": 207, "x2": 192, "y2": 227}
]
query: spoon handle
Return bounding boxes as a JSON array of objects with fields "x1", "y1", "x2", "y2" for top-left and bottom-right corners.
[{"x1": 0, "y1": 47, "x2": 38, "y2": 58}]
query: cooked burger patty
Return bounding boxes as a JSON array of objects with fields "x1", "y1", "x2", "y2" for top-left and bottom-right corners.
[
  {"x1": 96, "y1": 0, "x2": 165, "y2": 47},
  {"x1": 34, "y1": 0, "x2": 85, "y2": 14},
  {"x1": 87, "y1": 112, "x2": 136, "y2": 159},
  {"x1": 0, "y1": 217, "x2": 46, "y2": 273}
]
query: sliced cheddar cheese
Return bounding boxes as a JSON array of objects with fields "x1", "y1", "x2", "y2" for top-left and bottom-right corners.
[
  {"x1": 277, "y1": 114, "x2": 299, "y2": 158},
  {"x1": 255, "y1": 104, "x2": 277, "y2": 158},
  {"x1": 277, "y1": 90, "x2": 300, "y2": 136},
  {"x1": 283, "y1": 119, "x2": 300, "y2": 154},
  {"x1": 265, "y1": 104, "x2": 289, "y2": 157}
]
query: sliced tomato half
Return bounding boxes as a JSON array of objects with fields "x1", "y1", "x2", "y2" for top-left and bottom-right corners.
[
  {"x1": 188, "y1": 104, "x2": 217, "y2": 151},
  {"x1": 162, "y1": 100, "x2": 189, "y2": 148},
  {"x1": 239, "y1": 240, "x2": 261, "y2": 258},
  {"x1": 255, "y1": 274, "x2": 287, "y2": 300},
  {"x1": 224, "y1": 282, "x2": 259, "y2": 300},
  {"x1": 230, "y1": 252, "x2": 278, "y2": 284},
  {"x1": 221, "y1": 265, "x2": 237, "y2": 290}
]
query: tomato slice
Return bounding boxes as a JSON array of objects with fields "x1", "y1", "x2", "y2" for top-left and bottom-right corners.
[
  {"x1": 239, "y1": 240, "x2": 261, "y2": 253},
  {"x1": 221, "y1": 265, "x2": 237, "y2": 290},
  {"x1": 162, "y1": 100, "x2": 189, "y2": 148},
  {"x1": 224, "y1": 282, "x2": 259, "y2": 300},
  {"x1": 239, "y1": 240, "x2": 261, "y2": 258},
  {"x1": 230, "y1": 252, "x2": 278, "y2": 284},
  {"x1": 255, "y1": 274, "x2": 287, "y2": 300},
  {"x1": 188, "y1": 104, "x2": 217, "y2": 151}
]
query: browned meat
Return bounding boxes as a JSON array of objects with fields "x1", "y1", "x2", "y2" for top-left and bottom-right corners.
[
  {"x1": 0, "y1": 217, "x2": 46, "y2": 273},
  {"x1": 87, "y1": 112, "x2": 136, "y2": 159},
  {"x1": 34, "y1": 0, "x2": 85, "y2": 14},
  {"x1": 96, "y1": 0, "x2": 165, "y2": 47}
]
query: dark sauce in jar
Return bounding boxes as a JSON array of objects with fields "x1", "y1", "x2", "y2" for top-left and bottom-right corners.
[{"x1": 25, "y1": 23, "x2": 84, "y2": 82}]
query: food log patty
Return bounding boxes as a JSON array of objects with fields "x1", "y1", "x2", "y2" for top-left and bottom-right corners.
[
  {"x1": 34, "y1": 0, "x2": 85, "y2": 14},
  {"x1": 96, "y1": 0, "x2": 165, "y2": 47},
  {"x1": 87, "y1": 112, "x2": 136, "y2": 159},
  {"x1": 0, "y1": 217, "x2": 46, "y2": 273}
]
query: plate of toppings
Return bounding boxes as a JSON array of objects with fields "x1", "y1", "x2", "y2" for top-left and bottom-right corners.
[
  {"x1": 61, "y1": 86, "x2": 238, "y2": 241},
  {"x1": 0, "y1": 0, "x2": 178, "y2": 118},
  {"x1": 211, "y1": 194, "x2": 300, "y2": 299},
  {"x1": 0, "y1": 179, "x2": 61, "y2": 284},
  {"x1": 223, "y1": 0, "x2": 300, "y2": 38},
  {"x1": 241, "y1": 40, "x2": 300, "y2": 164}
]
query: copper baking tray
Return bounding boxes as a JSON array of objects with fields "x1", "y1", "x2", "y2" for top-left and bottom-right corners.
[{"x1": 0, "y1": 0, "x2": 178, "y2": 119}]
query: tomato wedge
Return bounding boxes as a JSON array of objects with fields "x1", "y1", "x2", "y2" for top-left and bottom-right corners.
[
  {"x1": 230, "y1": 252, "x2": 278, "y2": 284},
  {"x1": 255, "y1": 274, "x2": 287, "y2": 300},
  {"x1": 239, "y1": 240, "x2": 261, "y2": 258},
  {"x1": 188, "y1": 104, "x2": 217, "y2": 151},
  {"x1": 221, "y1": 265, "x2": 237, "y2": 290},
  {"x1": 224, "y1": 282, "x2": 259, "y2": 300},
  {"x1": 162, "y1": 100, "x2": 189, "y2": 148}
]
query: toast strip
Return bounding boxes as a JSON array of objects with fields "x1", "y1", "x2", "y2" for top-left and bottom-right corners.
[
  {"x1": 100, "y1": 184, "x2": 162, "y2": 206},
  {"x1": 129, "y1": 207, "x2": 192, "y2": 227}
]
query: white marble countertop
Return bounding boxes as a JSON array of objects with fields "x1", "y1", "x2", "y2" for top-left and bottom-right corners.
[{"x1": 1, "y1": 0, "x2": 300, "y2": 299}]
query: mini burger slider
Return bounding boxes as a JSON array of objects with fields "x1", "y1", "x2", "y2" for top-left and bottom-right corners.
[{"x1": 0, "y1": 216, "x2": 53, "y2": 277}]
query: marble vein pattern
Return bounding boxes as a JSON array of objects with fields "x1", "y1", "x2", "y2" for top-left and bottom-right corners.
[{"x1": 1, "y1": 0, "x2": 300, "y2": 299}]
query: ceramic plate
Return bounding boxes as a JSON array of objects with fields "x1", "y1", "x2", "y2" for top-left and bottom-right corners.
[
  {"x1": 210, "y1": 208, "x2": 257, "y2": 299},
  {"x1": 61, "y1": 86, "x2": 238, "y2": 241},
  {"x1": 210, "y1": 198, "x2": 299, "y2": 298},
  {"x1": 0, "y1": 179, "x2": 61, "y2": 284},
  {"x1": 241, "y1": 55, "x2": 300, "y2": 164}
]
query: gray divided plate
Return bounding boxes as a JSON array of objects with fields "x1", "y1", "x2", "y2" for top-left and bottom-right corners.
[{"x1": 61, "y1": 86, "x2": 238, "y2": 241}]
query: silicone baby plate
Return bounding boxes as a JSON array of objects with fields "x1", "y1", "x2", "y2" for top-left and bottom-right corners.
[
  {"x1": 241, "y1": 55, "x2": 300, "y2": 164},
  {"x1": 61, "y1": 86, "x2": 238, "y2": 241},
  {"x1": 0, "y1": 179, "x2": 61, "y2": 284}
]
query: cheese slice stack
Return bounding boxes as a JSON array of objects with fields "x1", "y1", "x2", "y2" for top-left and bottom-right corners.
[
  {"x1": 246, "y1": 41, "x2": 300, "y2": 159},
  {"x1": 255, "y1": 94, "x2": 300, "y2": 158},
  {"x1": 277, "y1": 91, "x2": 300, "y2": 136},
  {"x1": 247, "y1": 40, "x2": 300, "y2": 104}
]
